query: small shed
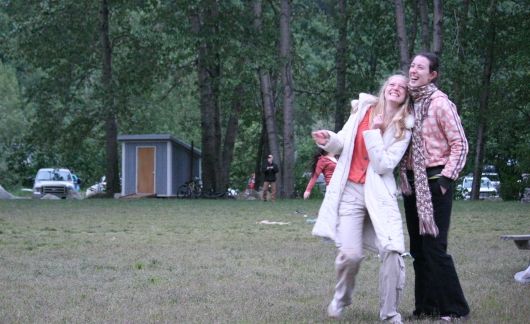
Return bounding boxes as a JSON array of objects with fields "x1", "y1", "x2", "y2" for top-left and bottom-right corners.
[{"x1": 117, "y1": 134, "x2": 201, "y2": 197}]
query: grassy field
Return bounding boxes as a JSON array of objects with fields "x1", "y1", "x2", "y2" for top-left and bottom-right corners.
[{"x1": 0, "y1": 198, "x2": 528, "y2": 323}]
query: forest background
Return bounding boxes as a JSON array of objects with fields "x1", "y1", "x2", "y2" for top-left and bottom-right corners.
[{"x1": 0, "y1": 0, "x2": 528, "y2": 199}]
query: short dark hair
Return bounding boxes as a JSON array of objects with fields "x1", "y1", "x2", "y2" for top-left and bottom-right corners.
[{"x1": 413, "y1": 51, "x2": 440, "y2": 83}]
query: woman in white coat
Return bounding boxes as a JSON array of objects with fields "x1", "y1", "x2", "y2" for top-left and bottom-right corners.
[{"x1": 311, "y1": 74, "x2": 413, "y2": 323}]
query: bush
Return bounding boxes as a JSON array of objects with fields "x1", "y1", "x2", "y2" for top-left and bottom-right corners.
[{"x1": 499, "y1": 174, "x2": 522, "y2": 200}]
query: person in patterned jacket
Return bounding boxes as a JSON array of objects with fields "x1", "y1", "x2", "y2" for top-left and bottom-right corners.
[{"x1": 400, "y1": 51, "x2": 470, "y2": 322}]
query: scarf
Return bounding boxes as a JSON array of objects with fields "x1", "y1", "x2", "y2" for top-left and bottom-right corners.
[{"x1": 399, "y1": 83, "x2": 439, "y2": 237}]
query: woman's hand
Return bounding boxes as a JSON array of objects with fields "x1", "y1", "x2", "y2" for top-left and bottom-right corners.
[
  {"x1": 312, "y1": 130, "x2": 330, "y2": 145},
  {"x1": 303, "y1": 191, "x2": 311, "y2": 200},
  {"x1": 372, "y1": 113, "x2": 384, "y2": 130}
]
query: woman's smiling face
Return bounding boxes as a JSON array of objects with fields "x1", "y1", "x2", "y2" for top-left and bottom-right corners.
[
  {"x1": 409, "y1": 55, "x2": 437, "y2": 87},
  {"x1": 384, "y1": 75, "x2": 408, "y2": 105}
]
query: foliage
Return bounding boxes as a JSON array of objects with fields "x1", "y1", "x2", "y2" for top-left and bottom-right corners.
[
  {"x1": 0, "y1": 0, "x2": 528, "y2": 194},
  {"x1": 0, "y1": 61, "x2": 29, "y2": 186}
]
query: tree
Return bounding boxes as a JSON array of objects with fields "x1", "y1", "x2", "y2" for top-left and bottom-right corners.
[
  {"x1": 394, "y1": 0, "x2": 410, "y2": 72},
  {"x1": 190, "y1": 1, "x2": 223, "y2": 192},
  {"x1": 99, "y1": 0, "x2": 119, "y2": 196},
  {"x1": 2, "y1": 1, "x2": 172, "y2": 190},
  {"x1": 0, "y1": 61, "x2": 28, "y2": 187},
  {"x1": 474, "y1": 0, "x2": 530, "y2": 199},
  {"x1": 2, "y1": 0, "x2": 528, "y2": 198},
  {"x1": 451, "y1": 0, "x2": 470, "y2": 111},
  {"x1": 253, "y1": 0, "x2": 282, "y2": 191},
  {"x1": 279, "y1": 0, "x2": 296, "y2": 198},
  {"x1": 334, "y1": 0, "x2": 349, "y2": 131},
  {"x1": 432, "y1": 0, "x2": 443, "y2": 56},
  {"x1": 470, "y1": 0, "x2": 496, "y2": 200},
  {"x1": 417, "y1": 0, "x2": 430, "y2": 51}
]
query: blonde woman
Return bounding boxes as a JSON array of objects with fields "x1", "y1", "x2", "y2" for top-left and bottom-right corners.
[{"x1": 312, "y1": 74, "x2": 413, "y2": 324}]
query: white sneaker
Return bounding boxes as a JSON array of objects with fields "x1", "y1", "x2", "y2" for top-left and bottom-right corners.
[
  {"x1": 327, "y1": 299, "x2": 343, "y2": 319},
  {"x1": 385, "y1": 315, "x2": 403, "y2": 324}
]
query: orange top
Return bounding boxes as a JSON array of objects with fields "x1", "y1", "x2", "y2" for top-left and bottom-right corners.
[{"x1": 348, "y1": 108, "x2": 372, "y2": 184}]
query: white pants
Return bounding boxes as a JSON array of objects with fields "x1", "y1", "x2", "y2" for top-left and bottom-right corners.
[{"x1": 333, "y1": 181, "x2": 405, "y2": 322}]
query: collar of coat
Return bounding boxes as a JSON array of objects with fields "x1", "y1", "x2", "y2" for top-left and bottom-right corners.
[
  {"x1": 351, "y1": 93, "x2": 415, "y2": 131},
  {"x1": 350, "y1": 92, "x2": 378, "y2": 115}
]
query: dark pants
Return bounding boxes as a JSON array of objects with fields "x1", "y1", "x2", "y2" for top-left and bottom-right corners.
[{"x1": 403, "y1": 177, "x2": 470, "y2": 318}]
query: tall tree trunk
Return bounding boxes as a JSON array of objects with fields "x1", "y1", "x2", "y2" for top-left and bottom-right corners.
[
  {"x1": 256, "y1": 117, "x2": 267, "y2": 187},
  {"x1": 260, "y1": 73, "x2": 281, "y2": 174},
  {"x1": 432, "y1": 0, "x2": 443, "y2": 56},
  {"x1": 191, "y1": 2, "x2": 222, "y2": 193},
  {"x1": 408, "y1": 1, "x2": 419, "y2": 56},
  {"x1": 279, "y1": 0, "x2": 295, "y2": 198},
  {"x1": 253, "y1": 0, "x2": 282, "y2": 194},
  {"x1": 334, "y1": 0, "x2": 348, "y2": 132},
  {"x1": 394, "y1": 0, "x2": 410, "y2": 72},
  {"x1": 419, "y1": 0, "x2": 430, "y2": 50},
  {"x1": 471, "y1": 0, "x2": 496, "y2": 200},
  {"x1": 453, "y1": 0, "x2": 470, "y2": 112},
  {"x1": 99, "y1": 0, "x2": 119, "y2": 196},
  {"x1": 220, "y1": 82, "x2": 243, "y2": 188}
]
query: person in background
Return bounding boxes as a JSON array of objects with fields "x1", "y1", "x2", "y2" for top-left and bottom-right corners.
[
  {"x1": 311, "y1": 74, "x2": 413, "y2": 323},
  {"x1": 247, "y1": 173, "x2": 256, "y2": 191},
  {"x1": 399, "y1": 52, "x2": 470, "y2": 322},
  {"x1": 303, "y1": 149, "x2": 337, "y2": 199},
  {"x1": 262, "y1": 154, "x2": 279, "y2": 202}
]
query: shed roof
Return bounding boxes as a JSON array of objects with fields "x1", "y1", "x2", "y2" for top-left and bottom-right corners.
[{"x1": 117, "y1": 134, "x2": 201, "y2": 156}]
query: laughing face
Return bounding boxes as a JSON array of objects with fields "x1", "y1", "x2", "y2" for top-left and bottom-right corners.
[
  {"x1": 384, "y1": 75, "x2": 408, "y2": 105},
  {"x1": 409, "y1": 55, "x2": 437, "y2": 87}
]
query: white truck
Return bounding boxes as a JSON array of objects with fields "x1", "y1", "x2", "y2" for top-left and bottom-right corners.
[{"x1": 32, "y1": 168, "x2": 80, "y2": 199}]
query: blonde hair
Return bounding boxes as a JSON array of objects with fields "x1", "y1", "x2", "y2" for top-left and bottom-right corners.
[{"x1": 369, "y1": 74, "x2": 410, "y2": 139}]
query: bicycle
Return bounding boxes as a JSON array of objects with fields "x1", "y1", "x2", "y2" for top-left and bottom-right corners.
[
  {"x1": 177, "y1": 178, "x2": 239, "y2": 199},
  {"x1": 177, "y1": 177, "x2": 202, "y2": 199}
]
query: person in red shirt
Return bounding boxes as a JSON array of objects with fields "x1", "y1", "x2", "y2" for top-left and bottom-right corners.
[
  {"x1": 247, "y1": 173, "x2": 256, "y2": 190},
  {"x1": 311, "y1": 74, "x2": 413, "y2": 323},
  {"x1": 244, "y1": 172, "x2": 256, "y2": 197},
  {"x1": 303, "y1": 149, "x2": 337, "y2": 199}
]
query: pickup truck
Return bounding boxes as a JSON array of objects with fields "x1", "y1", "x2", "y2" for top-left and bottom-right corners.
[{"x1": 32, "y1": 168, "x2": 80, "y2": 199}]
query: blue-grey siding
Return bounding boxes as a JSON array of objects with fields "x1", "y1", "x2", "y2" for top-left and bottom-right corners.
[{"x1": 118, "y1": 134, "x2": 201, "y2": 197}]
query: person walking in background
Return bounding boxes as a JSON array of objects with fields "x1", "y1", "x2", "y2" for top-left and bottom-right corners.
[
  {"x1": 262, "y1": 154, "x2": 279, "y2": 202},
  {"x1": 311, "y1": 74, "x2": 413, "y2": 323},
  {"x1": 303, "y1": 149, "x2": 337, "y2": 199},
  {"x1": 399, "y1": 52, "x2": 470, "y2": 322}
]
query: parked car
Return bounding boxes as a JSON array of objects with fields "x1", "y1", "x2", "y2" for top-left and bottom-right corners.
[
  {"x1": 32, "y1": 168, "x2": 80, "y2": 199},
  {"x1": 457, "y1": 176, "x2": 498, "y2": 200},
  {"x1": 85, "y1": 176, "x2": 106, "y2": 198},
  {"x1": 483, "y1": 172, "x2": 500, "y2": 191},
  {"x1": 302, "y1": 172, "x2": 326, "y2": 194}
]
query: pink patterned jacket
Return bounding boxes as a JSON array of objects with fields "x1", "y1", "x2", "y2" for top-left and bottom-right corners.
[{"x1": 415, "y1": 90, "x2": 468, "y2": 181}]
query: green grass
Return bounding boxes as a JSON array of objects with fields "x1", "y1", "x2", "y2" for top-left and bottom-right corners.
[{"x1": 0, "y1": 199, "x2": 528, "y2": 323}]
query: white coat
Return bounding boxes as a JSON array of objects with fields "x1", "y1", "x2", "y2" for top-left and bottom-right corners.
[{"x1": 312, "y1": 93, "x2": 413, "y2": 253}]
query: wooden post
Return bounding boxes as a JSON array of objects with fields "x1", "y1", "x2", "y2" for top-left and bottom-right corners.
[{"x1": 190, "y1": 141, "x2": 194, "y2": 182}]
